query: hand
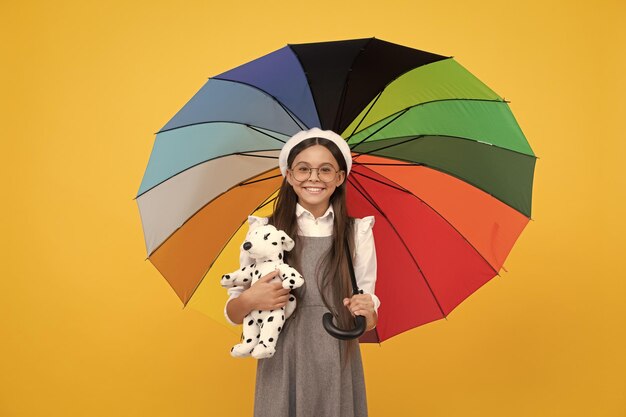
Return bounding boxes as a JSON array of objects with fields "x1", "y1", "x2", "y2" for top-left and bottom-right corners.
[
  {"x1": 242, "y1": 270, "x2": 291, "y2": 311},
  {"x1": 343, "y1": 294, "x2": 377, "y2": 331}
]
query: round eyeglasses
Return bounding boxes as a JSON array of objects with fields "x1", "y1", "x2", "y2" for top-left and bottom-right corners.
[{"x1": 288, "y1": 163, "x2": 342, "y2": 183}]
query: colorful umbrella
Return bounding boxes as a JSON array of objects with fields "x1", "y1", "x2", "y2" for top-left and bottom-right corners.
[{"x1": 135, "y1": 38, "x2": 535, "y2": 343}]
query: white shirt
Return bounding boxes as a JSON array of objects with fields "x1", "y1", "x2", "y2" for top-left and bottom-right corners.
[{"x1": 224, "y1": 203, "x2": 380, "y2": 325}]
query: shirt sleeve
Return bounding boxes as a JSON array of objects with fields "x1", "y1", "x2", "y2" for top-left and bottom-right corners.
[
  {"x1": 223, "y1": 215, "x2": 269, "y2": 325},
  {"x1": 353, "y1": 216, "x2": 381, "y2": 315}
]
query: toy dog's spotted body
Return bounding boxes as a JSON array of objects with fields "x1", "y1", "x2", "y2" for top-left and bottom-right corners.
[{"x1": 220, "y1": 225, "x2": 304, "y2": 359}]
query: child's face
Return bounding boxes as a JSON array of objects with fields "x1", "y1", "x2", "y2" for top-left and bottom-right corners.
[{"x1": 286, "y1": 144, "x2": 345, "y2": 216}]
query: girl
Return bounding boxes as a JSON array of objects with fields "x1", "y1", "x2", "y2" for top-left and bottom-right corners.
[{"x1": 224, "y1": 128, "x2": 380, "y2": 417}]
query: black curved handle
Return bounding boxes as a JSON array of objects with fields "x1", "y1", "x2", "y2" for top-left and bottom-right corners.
[
  {"x1": 323, "y1": 238, "x2": 370, "y2": 340},
  {"x1": 323, "y1": 312, "x2": 366, "y2": 340}
]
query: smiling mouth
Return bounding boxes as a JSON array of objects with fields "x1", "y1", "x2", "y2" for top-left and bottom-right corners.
[{"x1": 303, "y1": 187, "x2": 325, "y2": 194}]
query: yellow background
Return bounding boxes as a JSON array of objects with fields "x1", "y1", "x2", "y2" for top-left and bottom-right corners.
[{"x1": 2, "y1": 0, "x2": 625, "y2": 416}]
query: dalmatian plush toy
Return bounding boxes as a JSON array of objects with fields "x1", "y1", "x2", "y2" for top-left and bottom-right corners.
[{"x1": 220, "y1": 224, "x2": 304, "y2": 359}]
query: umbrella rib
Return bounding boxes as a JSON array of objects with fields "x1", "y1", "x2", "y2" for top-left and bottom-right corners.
[
  {"x1": 347, "y1": 174, "x2": 447, "y2": 319},
  {"x1": 142, "y1": 165, "x2": 282, "y2": 258},
  {"x1": 355, "y1": 162, "x2": 422, "y2": 166},
  {"x1": 346, "y1": 97, "x2": 513, "y2": 152},
  {"x1": 350, "y1": 164, "x2": 414, "y2": 194},
  {"x1": 287, "y1": 44, "x2": 324, "y2": 130},
  {"x1": 349, "y1": 138, "x2": 534, "y2": 218},
  {"x1": 156, "y1": 120, "x2": 293, "y2": 140},
  {"x1": 246, "y1": 125, "x2": 289, "y2": 144},
  {"x1": 236, "y1": 152, "x2": 279, "y2": 160},
  {"x1": 184, "y1": 188, "x2": 282, "y2": 306},
  {"x1": 240, "y1": 174, "x2": 282, "y2": 186},
  {"x1": 351, "y1": 133, "x2": 536, "y2": 168},
  {"x1": 347, "y1": 91, "x2": 383, "y2": 139},
  {"x1": 350, "y1": 167, "x2": 500, "y2": 277},
  {"x1": 257, "y1": 196, "x2": 278, "y2": 210},
  {"x1": 135, "y1": 149, "x2": 282, "y2": 200},
  {"x1": 275, "y1": 100, "x2": 309, "y2": 131},
  {"x1": 348, "y1": 108, "x2": 410, "y2": 151},
  {"x1": 334, "y1": 37, "x2": 375, "y2": 132},
  {"x1": 344, "y1": 56, "x2": 455, "y2": 139},
  {"x1": 211, "y1": 76, "x2": 309, "y2": 131},
  {"x1": 351, "y1": 135, "x2": 426, "y2": 163}
]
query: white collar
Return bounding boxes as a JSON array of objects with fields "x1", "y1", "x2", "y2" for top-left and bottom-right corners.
[{"x1": 295, "y1": 203, "x2": 334, "y2": 220}]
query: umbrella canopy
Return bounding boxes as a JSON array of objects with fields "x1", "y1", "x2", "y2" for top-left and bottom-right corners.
[{"x1": 135, "y1": 38, "x2": 535, "y2": 343}]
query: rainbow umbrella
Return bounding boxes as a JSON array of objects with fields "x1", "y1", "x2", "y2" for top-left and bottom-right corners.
[{"x1": 135, "y1": 38, "x2": 535, "y2": 343}]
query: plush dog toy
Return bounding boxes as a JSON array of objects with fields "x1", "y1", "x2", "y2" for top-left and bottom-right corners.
[{"x1": 220, "y1": 224, "x2": 304, "y2": 359}]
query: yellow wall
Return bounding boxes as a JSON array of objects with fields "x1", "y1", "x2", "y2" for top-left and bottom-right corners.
[{"x1": 2, "y1": 0, "x2": 624, "y2": 416}]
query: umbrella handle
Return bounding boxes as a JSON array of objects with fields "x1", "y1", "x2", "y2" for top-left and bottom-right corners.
[
  {"x1": 322, "y1": 312, "x2": 366, "y2": 340},
  {"x1": 322, "y1": 238, "x2": 367, "y2": 340}
]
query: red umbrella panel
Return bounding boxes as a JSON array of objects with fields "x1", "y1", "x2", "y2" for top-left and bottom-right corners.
[{"x1": 347, "y1": 155, "x2": 529, "y2": 342}]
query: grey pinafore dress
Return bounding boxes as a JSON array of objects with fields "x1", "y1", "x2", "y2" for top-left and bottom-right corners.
[{"x1": 253, "y1": 235, "x2": 368, "y2": 417}]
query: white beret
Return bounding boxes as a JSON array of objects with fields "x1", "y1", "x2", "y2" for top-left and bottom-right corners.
[{"x1": 278, "y1": 128, "x2": 352, "y2": 177}]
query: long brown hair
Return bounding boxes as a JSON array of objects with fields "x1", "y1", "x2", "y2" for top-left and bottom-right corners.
[{"x1": 268, "y1": 137, "x2": 358, "y2": 368}]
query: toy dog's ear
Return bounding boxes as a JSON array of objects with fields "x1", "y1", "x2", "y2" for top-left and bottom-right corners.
[{"x1": 278, "y1": 231, "x2": 295, "y2": 252}]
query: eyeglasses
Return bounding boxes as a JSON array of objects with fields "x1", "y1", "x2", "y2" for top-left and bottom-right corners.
[{"x1": 288, "y1": 163, "x2": 342, "y2": 183}]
